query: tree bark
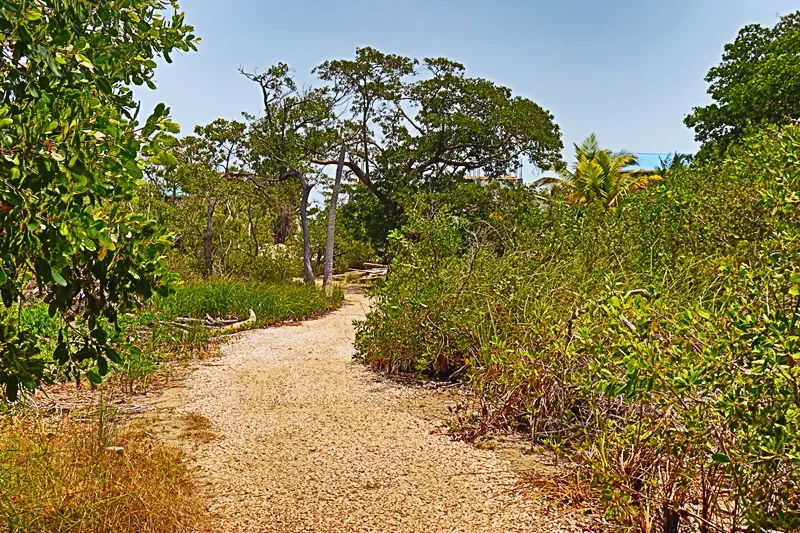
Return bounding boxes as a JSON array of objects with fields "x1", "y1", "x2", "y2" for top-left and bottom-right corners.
[
  {"x1": 298, "y1": 174, "x2": 314, "y2": 285},
  {"x1": 273, "y1": 201, "x2": 293, "y2": 244},
  {"x1": 203, "y1": 200, "x2": 215, "y2": 278},
  {"x1": 323, "y1": 144, "x2": 346, "y2": 288}
]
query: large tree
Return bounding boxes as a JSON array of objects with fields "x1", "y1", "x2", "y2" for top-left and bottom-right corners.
[
  {"x1": 242, "y1": 63, "x2": 341, "y2": 283},
  {"x1": 685, "y1": 11, "x2": 800, "y2": 154},
  {"x1": 0, "y1": 0, "x2": 197, "y2": 399},
  {"x1": 312, "y1": 48, "x2": 564, "y2": 244}
]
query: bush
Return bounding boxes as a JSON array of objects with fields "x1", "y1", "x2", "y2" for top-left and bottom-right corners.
[{"x1": 356, "y1": 126, "x2": 800, "y2": 531}]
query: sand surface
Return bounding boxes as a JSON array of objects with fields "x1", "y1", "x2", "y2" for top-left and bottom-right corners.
[{"x1": 149, "y1": 293, "x2": 589, "y2": 532}]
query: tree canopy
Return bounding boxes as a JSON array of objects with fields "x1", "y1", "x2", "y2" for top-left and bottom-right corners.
[
  {"x1": 311, "y1": 47, "x2": 564, "y2": 247},
  {"x1": 685, "y1": 10, "x2": 800, "y2": 154}
]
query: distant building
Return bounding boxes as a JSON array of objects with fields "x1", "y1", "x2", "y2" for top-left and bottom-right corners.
[{"x1": 463, "y1": 168, "x2": 523, "y2": 185}]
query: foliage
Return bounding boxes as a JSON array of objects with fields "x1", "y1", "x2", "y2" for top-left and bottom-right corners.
[
  {"x1": 356, "y1": 125, "x2": 800, "y2": 532},
  {"x1": 0, "y1": 0, "x2": 198, "y2": 399},
  {"x1": 312, "y1": 47, "x2": 564, "y2": 249},
  {"x1": 155, "y1": 280, "x2": 344, "y2": 327},
  {"x1": 534, "y1": 134, "x2": 661, "y2": 209},
  {"x1": 685, "y1": 10, "x2": 800, "y2": 156},
  {"x1": 0, "y1": 411, "x2": 201, "y2": 532}
]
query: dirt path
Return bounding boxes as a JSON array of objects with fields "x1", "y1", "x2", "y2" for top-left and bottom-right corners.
[{"x1": 149, "y1": 293, "x2": 589, "y2": 533}]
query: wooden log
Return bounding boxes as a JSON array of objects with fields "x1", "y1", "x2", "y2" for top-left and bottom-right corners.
[{"x1": 215, "y1": 309, "x2": 257, "y2": 334}]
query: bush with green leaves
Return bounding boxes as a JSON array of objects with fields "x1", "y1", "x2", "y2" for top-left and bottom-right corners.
[
  {"x1": 356, "y1": 126, "x2": 800, "y2": 531},
  {"x1": 0, "y1": 0, "x2": 198, "y2": 399}
]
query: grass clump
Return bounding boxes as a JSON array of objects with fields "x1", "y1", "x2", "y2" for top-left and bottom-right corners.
[
  {"x1": 10, "y1": 280, "x2": 344, "y2": 395},
  {"x1": 155, "y1": 280, "x2": 344, "y2": 326},
  {"x1": 0, "y1": 411, "x2": 201, "y2": 532}
]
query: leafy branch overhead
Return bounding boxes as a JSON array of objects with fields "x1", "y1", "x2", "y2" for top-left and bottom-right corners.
[{"x1": 0, "y1": 0, "x2": 198, "y2": 399}]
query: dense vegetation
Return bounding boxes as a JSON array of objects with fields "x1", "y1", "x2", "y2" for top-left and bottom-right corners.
[
  {"x1": 356, "y1": 11, "x2": 800, "y2": 531},
  {"x1": 3, "y1": 0, "x2": 800, "y2": 531}
]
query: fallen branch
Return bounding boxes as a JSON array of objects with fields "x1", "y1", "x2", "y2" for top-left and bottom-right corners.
[{"x1": 214, "y1": 309, "x2": 257, "y2": 334}]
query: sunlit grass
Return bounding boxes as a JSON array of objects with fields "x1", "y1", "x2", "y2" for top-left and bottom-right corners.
[{"x1": 0, "y1": 411, "x2": 202, "y2": 532}]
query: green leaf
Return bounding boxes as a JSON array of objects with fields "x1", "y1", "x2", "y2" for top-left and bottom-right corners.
[
  {"x1": 97, "y1": 356, "x2": 108, "y2": 376},
  {"x1": 36, "y1": 45, "x2": 61, "y2": 77},
  {"x1": 106, "y1": 348, "x2": 123, "y2": 365},
  {"x1": 96, "y1": 77, "x2": 112, "y2": 94},
  {"x1": 86, "y1": 371, "x2": 102, "y2": 385},
  {"x1": 51, "y1": 269, "x2": 68, "y2": 287},
  {"x1": 711, "y1": 453, "x2": 730, "y2": 464},
  {"x1": 98, "y1": 233, "x2": 117, "y2": 251}
]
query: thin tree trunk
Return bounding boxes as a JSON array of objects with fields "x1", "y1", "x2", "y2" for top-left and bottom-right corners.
[
  {"x1": 298, "y1": 175, "x2": 314, "y2": 284},
  {"x1": 203, "y1": 200, "x2": 215, "y2": 279},
  {"x1": 323, "y1": 144, "x2": 346, "y2": 288},
  {"x1": 247, "y1": 201, "x2": 259, "y2": 257}
]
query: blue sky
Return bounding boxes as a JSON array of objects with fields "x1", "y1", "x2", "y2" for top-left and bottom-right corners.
[{"x1": 137, "y1": 0, "x2": 798, "y2": 171}]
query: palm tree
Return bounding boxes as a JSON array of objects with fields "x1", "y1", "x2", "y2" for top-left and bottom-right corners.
[{"x1": 535, "y1": 134, "x2": 661, "y2": 209}]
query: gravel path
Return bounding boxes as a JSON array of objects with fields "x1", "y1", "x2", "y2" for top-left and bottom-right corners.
[{"x1": 151, "y1": 293, "x2": 587, "y2": 532}]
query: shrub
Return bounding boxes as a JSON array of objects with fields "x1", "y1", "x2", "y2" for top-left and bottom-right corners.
[{"x1": 356, "y1": 126, "x2": 800, "y2": 531}]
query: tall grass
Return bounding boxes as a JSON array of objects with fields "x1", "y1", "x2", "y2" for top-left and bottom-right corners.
[
  {"x1": 155, "y1": 280, "x2": 344, "y2": 325},
  {"x1": 0, "y1": 411, "x2": 201, "y2": 532},
  {"x1": 13, "y1": 280, "x2": 344, "y2": 393}
]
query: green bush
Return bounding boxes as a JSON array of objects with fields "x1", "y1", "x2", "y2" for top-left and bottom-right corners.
[{"x1": 356, "y1": 126, "x2": 800, "y2": 531}]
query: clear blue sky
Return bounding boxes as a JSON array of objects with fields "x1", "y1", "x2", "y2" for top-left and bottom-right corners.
[{"x1": 137, "y1": 0, "x2": 798, "y2": 166}]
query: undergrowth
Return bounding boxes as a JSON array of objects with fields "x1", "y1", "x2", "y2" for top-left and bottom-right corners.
[{"x1": 355, "y1": 125, "x2": 800, "y2": 532}]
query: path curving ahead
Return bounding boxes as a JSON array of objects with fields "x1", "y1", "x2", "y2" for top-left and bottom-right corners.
[{"x1": 152, "y1": 293, "x2": 585, "y2": 533}]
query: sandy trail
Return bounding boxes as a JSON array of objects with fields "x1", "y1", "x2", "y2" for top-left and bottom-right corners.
[{"x1": 150, "y1": 293, "x2": 586, "y2": 533}]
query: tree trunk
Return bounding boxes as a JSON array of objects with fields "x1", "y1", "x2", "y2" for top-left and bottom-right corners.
[
  {"x1": 247, "y1": 202, "x2": 259, "y2": 257},
  {"x1": 203, "y1": 200, "x2": 215, "y2": 278},
  {"x1": 323, "y1": 144, "x2": 346, "y2": 288},
  {"x1": 298, "y1": 175, "x2": 314, "y2": 285},
  {"x1": 663, "y1": 503, "x2": 679, "y2": 533},
  {"x1": 273, "y1": 202, "x2": 293, "y2": 244}
]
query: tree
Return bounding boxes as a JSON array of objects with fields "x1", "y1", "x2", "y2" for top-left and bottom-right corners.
[
  {"x1": 685, "y1": 11, "x2": 800, "y2": 155},
  {"x1": 323, "y1": 144, "x2": 347, "y2": 288},
  {"x1": 312, "y1": 48, "x2": 564, "y2": 246},
  {"x1": 170, "y1": 119, "x2": 246, "y2": 278},
  {"x1": 0, "y1": 0, "x2": 197, "y2": 399},
  {"x1": 243, "y1": 63, "x2": 340, "y2": 284},
  {"x1": 534, "y1": 134, "x2": 660, "y2": 209}
]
